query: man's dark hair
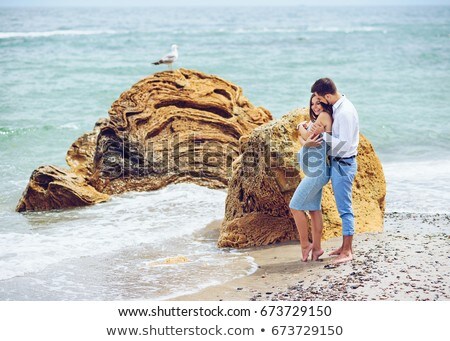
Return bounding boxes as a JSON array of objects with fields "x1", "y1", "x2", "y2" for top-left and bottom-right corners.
[{"x1": 311, "y1": 78, "x2": 337, "y2": 96}]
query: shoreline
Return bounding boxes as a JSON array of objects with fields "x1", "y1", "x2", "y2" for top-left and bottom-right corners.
[{"x1": 172, "y1": 212, "x2": 450, "y2": 301}]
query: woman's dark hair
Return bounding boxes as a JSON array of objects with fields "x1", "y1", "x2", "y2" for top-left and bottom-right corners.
[
  {"x1": 309, "y1": 94, "x2": 333, "y2": 122},
  {"x1": 311, "y1": 78, "x2": 337, "y2": 96}
]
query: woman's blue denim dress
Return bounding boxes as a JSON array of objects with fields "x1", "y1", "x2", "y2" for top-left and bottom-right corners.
[{"x1": 289, "y1": 131, "x2": 331, "y2": 211}]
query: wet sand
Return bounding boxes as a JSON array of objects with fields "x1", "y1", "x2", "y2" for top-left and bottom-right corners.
[{"x1": 173, "y1": 212, "x2": 450, "y2": 301}]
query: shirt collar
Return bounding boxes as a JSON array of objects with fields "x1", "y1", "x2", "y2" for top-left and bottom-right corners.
[{"x1": 332, "y1": 94, "x2": 345, "y2": 112}]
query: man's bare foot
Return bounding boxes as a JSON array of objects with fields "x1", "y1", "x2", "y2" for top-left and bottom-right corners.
[
  {"x1": 332, "y1": 252, "x2": 353, "y2": 264},
  {"x1": 301, "y1": 244, "x2": 313, "y2": 262},
  {"x1": 329, "y1": 246, "x2": 342, "y2": 256},
  {"x1": 312, "y1": 248, "x2": 324, "y2": 261}
]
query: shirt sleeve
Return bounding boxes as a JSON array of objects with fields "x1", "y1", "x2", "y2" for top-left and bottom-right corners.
[{"x1": 323, "y1": 112, "x2": 357, "y2": 157}]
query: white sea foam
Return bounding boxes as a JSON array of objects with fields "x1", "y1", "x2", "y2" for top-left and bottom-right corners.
[
  {"x1": 384, "y1": 159, "x2": 450, "y2": 214},
  {"x1": 0, "y1": 183, "x2": 228, "y2": 281},
  {"x1": 232, "y1": 28, "x2": 298, "y2": 34},
  {"x1": 169, "y1": 27, "x2": 299, "y2": 35},
  {"x1": 0, "y1": 30, "x2": 117, "y2": 39},
  {"x1": 58, "y1": 122, "x2": 80, "y2": 130},
  {"x1": 306, "y1": 26, "x2": 388, "y2": 33},
  {"x1": 0, "y1": 181, "x2": 259, "y2": 300}
]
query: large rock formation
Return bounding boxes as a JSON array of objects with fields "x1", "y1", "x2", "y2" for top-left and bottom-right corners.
[
  {"x1": 16, "y1": 119, "x2": 110, "y2": 212},
  {"x1": 218, "y1": 108, "x2": 386, "y2": 248},
  {"x1": 90, "y1": 68, "x2": 272, "y2": 194},
  {"x1": 16, "y1": 69, "x2": 272, "y2": 212},
  {"x1": 15, "y1": 165, "x2": 110, "y2": 212}
]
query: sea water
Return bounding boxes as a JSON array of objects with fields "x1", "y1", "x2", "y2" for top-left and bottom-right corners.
[{"x1": 0, "y1": 6, "x2": 449, "y2": 300}]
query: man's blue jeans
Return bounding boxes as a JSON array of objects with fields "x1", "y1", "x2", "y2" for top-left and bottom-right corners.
[{"x1": 330, "y1": 157, "x2": 357, "y2": 236}]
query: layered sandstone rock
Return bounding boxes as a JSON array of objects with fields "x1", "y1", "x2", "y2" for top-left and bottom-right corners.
[
  {"x1": 15, "y1": 165, "x2": 109, "y2": 212},
  {"x1": 16, "y1": 69, "x2": 272, "y2": 212},
  {"x1": 66, "y1": 118, "x2": 109, "y2": 179},
  {"x1": 217, "y1": 108, "x2": 386, "y2": 248},
  {"x1": 90, "y1": 68, "x2": 272, "y2": 194},
  {"x1": 16, "y1": 118, "x2": 110, "y2": 212}
]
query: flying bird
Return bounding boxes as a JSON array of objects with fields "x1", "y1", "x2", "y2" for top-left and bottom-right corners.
[{"x1": 152, "y1": 44, "x2": 178, "y2": 70}]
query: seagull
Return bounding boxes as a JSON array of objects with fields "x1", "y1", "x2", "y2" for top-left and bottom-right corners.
[{"x1": 152, "y1": 44, "x2": 178, "y2": 70}]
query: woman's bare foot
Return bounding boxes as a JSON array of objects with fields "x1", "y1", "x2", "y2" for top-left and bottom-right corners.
[
  {"x1": 311, "y1": 248, "x2": 324, "y2": 261},
  {"x1": 301, "y1": 244, "x2": 313, "y2": 262},
  {"x1": 329, "y1": 246, "x2": 342, "y2": 256},
  {"x1": 332, "y1": 251, "x2": 353, "y2": 264}
]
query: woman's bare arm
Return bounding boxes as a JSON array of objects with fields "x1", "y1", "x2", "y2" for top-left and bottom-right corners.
[
  {"x1": 298, "y1": 128, "x2": 323, "y2": 148},
  {"x1": 297, "y1": 121, "x2": 311, "y2": 140},
  {"x1": 318, "y1": 112, "x2": 332, "y2": 132},
  {"x1": 299, "y1": 135, "x2": 306, "y2": 146},
  {"x1": 310, "y1": 112, "x2": 333, "y2": 135}
]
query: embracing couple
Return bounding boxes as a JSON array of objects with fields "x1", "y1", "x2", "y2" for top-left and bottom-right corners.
[{"x1": 289, "y1": 78, "x2": 359, "y2": 265}]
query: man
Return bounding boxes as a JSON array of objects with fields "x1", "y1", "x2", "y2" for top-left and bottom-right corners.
[{"x1": 309, "y1": 78, "x2": 359, "y2": 264}]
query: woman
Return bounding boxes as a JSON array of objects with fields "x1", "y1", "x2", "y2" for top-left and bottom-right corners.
[{"x1": 289, "y1": 94, "x2": 333, "y2": 261}]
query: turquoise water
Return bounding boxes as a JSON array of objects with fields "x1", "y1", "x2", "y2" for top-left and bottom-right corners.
[{"x1": 0, "y1": 6, "x2": 449, "y2": 299}]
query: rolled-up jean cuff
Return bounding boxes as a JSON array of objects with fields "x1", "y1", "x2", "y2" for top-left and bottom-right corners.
[{"x1": 342, "y1": 213, "x2": 354, "y2": 236}]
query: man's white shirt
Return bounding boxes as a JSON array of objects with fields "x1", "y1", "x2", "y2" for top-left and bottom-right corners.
[{"x1": 323, "y1": 94, "x2": 359, "y2": 158}]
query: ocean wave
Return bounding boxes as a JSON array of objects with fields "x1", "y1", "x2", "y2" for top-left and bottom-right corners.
[
  {"x1": 0, "y1": 183, "x2": 228, "y2": 281},
  {"x1": 58, "y1": 122, "x2": 80, "y2": 130},
  {"x1": 0, "y1": 30, "x2": 117, "y2": 39},
  {"x1": 165, "y1": 27, "x2": 299, "y2": 35},
  {"x1": 306, "y1": 26, "x2": 388, "y2": 33},
  {"x1": 0, "y1": 183, "x2": 259, "y2": 300},
  {"x1": 231, "y1": 28, "x2": 299, "y2": 34},
  {"x1": 0, "y1": 126, "x2": 38, "y2": 137},
  {"x1": 384, "y1": 159, "x2": 450, "y2": 214},
  {"x1": 0, "y1": 124, "x2": 79, "y2": 138}
]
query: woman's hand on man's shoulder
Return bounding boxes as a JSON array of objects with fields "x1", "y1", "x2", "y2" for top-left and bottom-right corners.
[{"x1": 296, "y1": 120, "x2": 308, "y2": 130}]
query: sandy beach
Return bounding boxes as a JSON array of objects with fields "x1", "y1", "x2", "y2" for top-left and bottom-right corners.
[{"x1": 174, "y1": 212, "x2": 450, "y2": 301}]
